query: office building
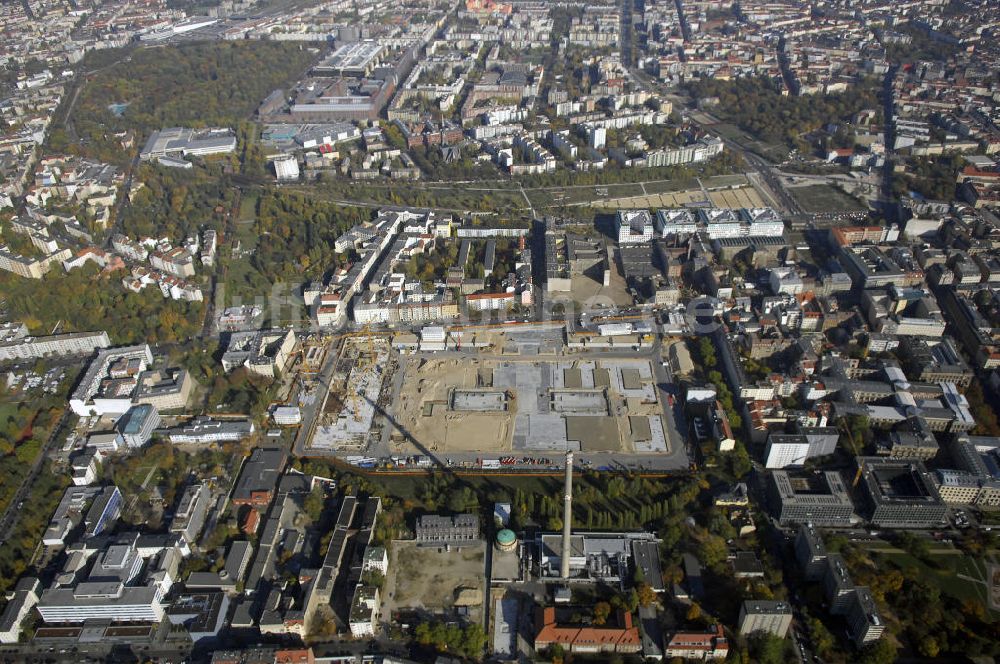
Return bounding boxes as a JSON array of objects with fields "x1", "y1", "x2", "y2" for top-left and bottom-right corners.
[
  {"x1": 116, "y1": 404, "x2": 160, "y2": 448},
  {"x1": 83, "y1": 485, "x2": 123, "y2": 539},
  {"x1": 769, "y1": 471, "x2": 854, "y2": 526},
  {"x1": 70, "y1": 345, "x2": 154, "y2": 417},
  {"x1": 854, "y1": 457, "x2": 947, "y2": 528},
  {"x1": 140, "y1": 127, "x2": 237, "y2": 160},
  {"x1": 664, "y1": 624, "x2": 729, "y2": 660},
  {"x1": 43, "y1": 486, "x2": 103, "y2": 546},
  {"x1": 616, "y1": 210, "x2": 655, "y2": 244},
  {"x1": 534, "y1": 607, "x2": 642, "y2": 654},
  {"x1": 35, "y1": 538, "x2": 178, "y2": 624},
  {"x1": 164, "y1": 417, "x2": 254, "y2": 444},
  {"x1": 134, "y1": 368, "x2": 193, "y2": 411}
]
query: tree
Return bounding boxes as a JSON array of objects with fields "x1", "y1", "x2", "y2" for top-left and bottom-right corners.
[
  {"x1": 918, "y1": 635, "x2": 940, "y2": 658},
  {"x1": 303, "y1": 485, "x2": 325, "y2": 523},
  {"x1": 636, "y1": 583, "x2": 658, "y2": 607},
  {"x1": 860, "y1": 638, "x2": 898, "y2": 664},
  {"x1": 593, "y1": 601, "x2": 611, "y2": 626},
  {"x1": 748, "y1": 632, "x2": 788, "y2": 664}
]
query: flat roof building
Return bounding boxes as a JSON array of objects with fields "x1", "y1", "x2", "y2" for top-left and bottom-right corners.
[
  {"x1": 415, "y1": 514, "x2": 480, "y2": 546},
  {"x1": 855, "y1": 457, "x2": 947, "y2": 528},
  {"x1": 769, "y1": 471, "x2": 855, "y2": 527},
  {"x1": 738, "y1": 600, "x2": 792, "y2": 637}
]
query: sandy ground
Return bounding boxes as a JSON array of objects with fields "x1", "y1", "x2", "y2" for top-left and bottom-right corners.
[
  {"x1": 385, "y1": 540, "x2": 486, "y2": 622},
  {"x1": 393, "y1": 358, "x2": 514, "y2": 454},
  {"x1": 595, "y1": 186, "x2": 764, "y2": 210}
]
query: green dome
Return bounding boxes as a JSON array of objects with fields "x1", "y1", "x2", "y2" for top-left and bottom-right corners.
[{"x1": 497, "y1": 529, "x2": 516, "y2": 544}]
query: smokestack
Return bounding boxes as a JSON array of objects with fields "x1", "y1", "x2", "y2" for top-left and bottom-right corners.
[{"x1": 561, "y1": 449, "x2": 573, "y2": 579}]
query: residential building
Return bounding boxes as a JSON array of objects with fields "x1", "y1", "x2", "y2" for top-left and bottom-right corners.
[
  {"x1": 794, "y1": 523, "x2": 828, "y2": 581},
  {"x1": 169, "y1": 483, "x2": 212, "y2": 544},
  {"x1": 221, "y1": 330, "x2": 296, "y2": 379},
  {"x1": 664, "y1": 624, "x2": 729, "y2": 660},
  {"x1": 846, "y1": 587, "x2": 885, "y2": 647},
  {"x1": 738, "y1": 600, "x2": 792, "y2": 637},
  {"x1": 348, "y1": 585, "x2": 379, "y2": 637},
  {"x1": 0, "y1": 577, "x2": 41, "y2": 643},
  {"x1": 0, "y1": 330, "x2": 110, "y2": 362}
]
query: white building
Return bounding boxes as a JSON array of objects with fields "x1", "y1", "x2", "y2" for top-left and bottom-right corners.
[
  {"x1": 362, "y1": 546, "x2": 388, "y2": 575},
  {"x1": 272, "y1": 155, "x2": 300, "y2": 181},
  {"x1": 616, "y1": 210, "x2": 654, "y2": 244},
  {"x1": 765, "y1": 436, "x2": 811, "y2": 469},
  {"x1": 272, "y1": 406, "x2": 302, "y2": 426},
  {"x1": 0, "y1": 577, "x2": 41, "y2": 643},
  {"x1": 349, "y1": 585, "x2": 380, "y2": 637}
]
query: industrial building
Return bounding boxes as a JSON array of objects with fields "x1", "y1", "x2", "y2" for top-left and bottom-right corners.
[{"x1": 231, "y1": 448, "x2": 287, "y2": 507}]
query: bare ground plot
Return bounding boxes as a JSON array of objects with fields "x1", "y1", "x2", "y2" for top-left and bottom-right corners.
[
  {"x1": 566, "y1": 269, "x2": 633, "y2": 308},
  {"x1": 386, "y1": 540, "x2": 486, "y2": 622},
  {"x1": 393, "y1": 358, "x2": 514, "y2": 455},
  {"x1": 592, "y1": 188, "x2": 707, "y2": 209},
  {"x1": 708, "y1": 187, "x2": 765, "y2": 208},
  {"x1": 789, "y1": 184, "x2": 867, "y2": 213}
]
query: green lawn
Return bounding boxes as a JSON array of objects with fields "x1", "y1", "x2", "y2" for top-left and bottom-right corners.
[
  {"x1": 873, "y1": 549, "x2": 993, "y2": 608},
  {"x1": 642, "y1": 178, "x2": 699, "y2": 194},
  {"x1": 712, "y1": 123, "x2": 789, "y2": 162}
]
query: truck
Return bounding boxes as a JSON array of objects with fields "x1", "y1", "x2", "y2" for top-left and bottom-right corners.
[{"x1": 481, "y1": 458, "x2": 501, "y2": 470}]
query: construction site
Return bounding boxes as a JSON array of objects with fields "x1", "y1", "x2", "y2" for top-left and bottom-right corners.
[
  {"x1": 388, "y1": 356, "x2": 669, "y2": 456},
  {"x1": 310, "y1": 334, "x2": 395, "y2": 451}
]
